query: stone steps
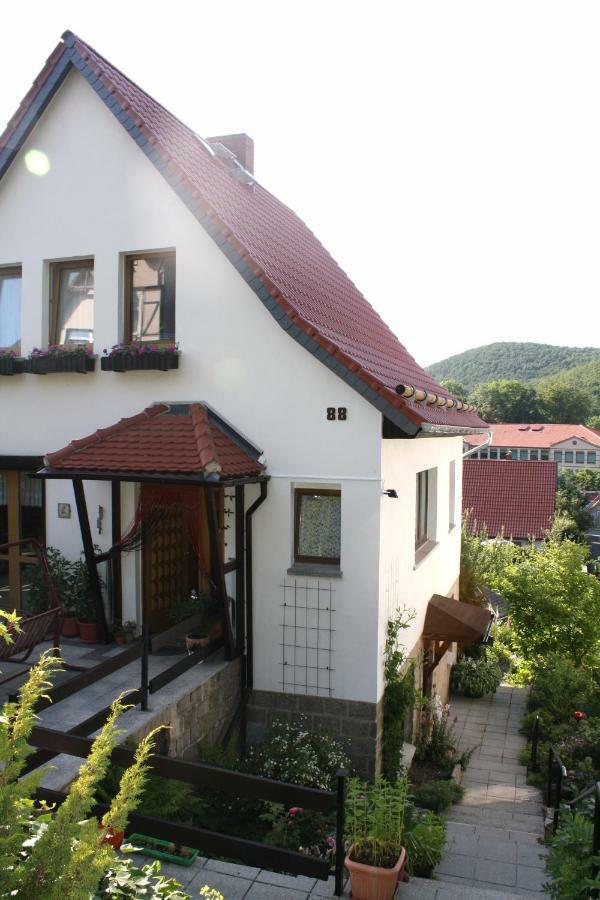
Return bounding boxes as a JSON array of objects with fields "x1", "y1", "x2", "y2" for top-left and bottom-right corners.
[{"x1": 396, "y1": 875, "x2": 544, "y2": 899}]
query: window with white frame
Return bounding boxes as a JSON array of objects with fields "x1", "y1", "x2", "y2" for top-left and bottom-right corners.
[
  {"x1": 0, "y1": 266, "x2": 21, "y2": 353},
  {"x1": 449, "y1": 460, "x2": 456, "y2": 530},
  {"x1": 293, "y1": 488, "x2": 341, "y2": 566},
  {"x1": 416, "y1": 467, "x2": 437, "y2": 552}
]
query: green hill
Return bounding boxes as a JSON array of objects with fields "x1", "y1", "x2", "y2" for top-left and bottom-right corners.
[
  {"x1": 427, "y1": 342, "x2": 600, "y2": 392},
  {"x1": 534, "y1": 357, "x2": 600, "y2": 414}
]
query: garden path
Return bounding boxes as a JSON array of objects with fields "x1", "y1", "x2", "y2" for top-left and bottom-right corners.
[{"x1": 397, "y1": 684, "x2": 548, "y2": 899}]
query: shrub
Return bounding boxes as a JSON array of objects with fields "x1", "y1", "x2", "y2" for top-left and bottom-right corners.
[
  {"x1": 451, "y1": 656, "x2": 503, "y2": 698},
  {"x1": 544, "y1": 812, "x2": 600, "y2": 899},
  {"x1": 411, "y1": 779, "x2": 464, "y2": 813},
  {"x1": 528, "y1": 657, "x2": 600, "y2": 732},
  {"x1": 382, "y1": 608, "x2": 416, "y2": 781},
  {"x1": 245, "y1": 716, "x2": 350, "y2": 790},
  {"x1": 402, "y1": 805, "x2": 446, "y2": 876},
  {"x1": 415, "y1": 695, "x2": 459, "y2": 770}
]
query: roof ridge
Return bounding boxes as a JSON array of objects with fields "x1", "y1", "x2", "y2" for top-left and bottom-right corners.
[{"x1": 190, "y1": 403, "x2": 222, "y2": 475}]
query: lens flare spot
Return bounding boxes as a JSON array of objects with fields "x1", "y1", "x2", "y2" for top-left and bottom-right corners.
[{"x1": 24, "y1": 149, "x2": 50, "y2": 176}]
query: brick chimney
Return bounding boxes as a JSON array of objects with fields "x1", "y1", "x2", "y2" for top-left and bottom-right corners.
[{"x1": 207, "y1": 133, "x2": 254, "y2": 174}]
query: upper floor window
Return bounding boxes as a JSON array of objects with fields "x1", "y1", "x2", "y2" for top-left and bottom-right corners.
[
  {"x1": 0, "y1": 266, "x2": 21, "y2": 353},
  {"x1": 125, "y1": 252, "x2": 175, "y2": 343},
  {"x1": 519, "y1": 449, "x2": 528, "y2": 460},
  {"x1": 294, "y1": 488, "x2": 341, "y2": 566},
  {"x1": 416, "y1": 468, "x2": 437, "y2": 551},
  {"x1": 50, "y1": 260, "x2": 94, "y2": 345},
  {"x1": 530, "y1": 449, "x2": 539, "y2": 461},
  {"x1": 554, "y1": 450, "x2": 563, "y2": 462},
  {"x1": 588, "y1": 452, "x2": 597, "y2": 465},
  {"x1": 576, "y1": 451, "x2": 585, "y2": 464},
  {"x1": 449, "y1": 460, "x2": 456, "y2": 530},
  {"x1": 541, "y1": 450, "x2": 549, "y2": 461},
  {"x1": 565, "y1": 451, "x2": 574, "y2": 463},
  {"x1": 489, "y1": 448, "x2": 498, "y2": 460}
]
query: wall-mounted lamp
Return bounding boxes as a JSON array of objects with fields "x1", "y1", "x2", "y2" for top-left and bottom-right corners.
[{"x1": 382, "y1": 489, "x2": 398, "y2": 499}]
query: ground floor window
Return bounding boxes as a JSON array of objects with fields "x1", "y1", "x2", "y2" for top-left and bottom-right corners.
[
  {"x1": 0, "y1": 468, "x2": 45, "y2": 610},
  {"x1": 294, "y1": 488, "x2": 341, "y2": 566}
]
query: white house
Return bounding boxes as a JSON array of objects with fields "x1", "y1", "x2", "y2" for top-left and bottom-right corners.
[
  {"x1": 464, "y1": 423, "x2": 600, "y2": 471},
  {"x1": 0, "y1": 32, "x2": 489, "y2": 774}
]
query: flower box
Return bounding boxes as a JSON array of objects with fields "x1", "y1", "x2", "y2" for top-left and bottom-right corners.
[
  {"x1": 128, "y1": 833, "x2": 198, "y2": 867},
  {"x1": 101, "y1": 350, "x2": 179, "y2": 372},
  {"x1": 22, "y1": 354, "x2": 95, "y2": 375},
  {"x1": 0, "y1": 356, "x2": 24, "y2": 376}
]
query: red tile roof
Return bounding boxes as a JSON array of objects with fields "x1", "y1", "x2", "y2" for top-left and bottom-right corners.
[
  {"x1": 0, "y1": 32, "x2": 487, "y2": 434},
  {"x1": 463, "y1": 459, "x2": 557, "y2": 540},
  {"x1": 465, "y1": 423, "x2": 600, "y2": 449},
  {"x1": 45, "y1": 403, "x2": 264, "y2": 479}
]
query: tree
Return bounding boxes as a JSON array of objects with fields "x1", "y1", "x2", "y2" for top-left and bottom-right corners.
[
  {"x1": 587, "y1": 415, "x2": 600, "y2": 430},
  {"x1": 495, "y1": 538, "x2": 600, "y2": 670},
  {"x1": 469, "y1": 380, "x2": 540, "y2": 423},
  {"x1": 537, "y1": 382, "x2": 591, "y2": 424},
  {"x1": 440, "y1": 379, "x2": 467, "y2": 401},
  {"x1": 555, "y1": 471, "x2": 593, "y2": 542},
  {"x1": 569, "y1": 468, "x2": 600, "y2": 492}
]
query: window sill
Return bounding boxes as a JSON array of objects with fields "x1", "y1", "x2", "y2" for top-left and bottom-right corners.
[
  {"x1": 287, "y1": 563, "x2": 343, "y2": 579},
  {"x1": 414, "y1": 539, "x2": 438, "y2": 569}
]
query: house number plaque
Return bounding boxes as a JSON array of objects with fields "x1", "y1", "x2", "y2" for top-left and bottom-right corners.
[{"x1": 326, "y1": 407, "x2": 347, "y2": 420}]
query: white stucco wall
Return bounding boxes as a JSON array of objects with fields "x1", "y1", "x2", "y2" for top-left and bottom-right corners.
[
  {"x1": 0, "y1": 69, "x2": 386, "y2": 702},
  {"x1": 378, "y1": 435, "x2": 463, "y2": 698}
]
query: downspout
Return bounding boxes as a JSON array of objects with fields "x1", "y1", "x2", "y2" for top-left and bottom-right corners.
[
  {"x1": 463, "y1": 430, "x2": 493, "y2": 459},
  {"x1": 244, "y1": 480, "x2": 268, "y2": 692}
]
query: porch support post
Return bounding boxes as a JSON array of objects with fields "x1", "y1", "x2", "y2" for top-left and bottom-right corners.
[
  {"x1": 207, "y1": 489, "x2": 235, "y2": 661},
  {"x1": 72, "y1": 478, "x2": 109, "y2": 643},
  {"x1": 235, "y1": 485, "x2": 245, "y2": 657},
  {"x1": 111, "y1": 481, "x2": 122, "y2": 624}
]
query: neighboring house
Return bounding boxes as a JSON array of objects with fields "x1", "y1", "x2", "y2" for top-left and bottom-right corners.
[
  {"x1": 0, "y1": 32, "x2": 489, "y2": 774},
  {"x1": 464, "y1": 423, "x2": 600, "y2": 470},
  {"x1": 463, "y1": 459, "x2": 557, "y2": 545}
]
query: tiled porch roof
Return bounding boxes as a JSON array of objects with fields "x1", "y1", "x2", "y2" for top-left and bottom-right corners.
[{"x1": 45, "y1": 403, "x2": 265, "y2": 480}]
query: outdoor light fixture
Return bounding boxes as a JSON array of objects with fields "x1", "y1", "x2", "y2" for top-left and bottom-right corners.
[{"x1": 382, "y1": 489, "x2": 398, "y2": 499}]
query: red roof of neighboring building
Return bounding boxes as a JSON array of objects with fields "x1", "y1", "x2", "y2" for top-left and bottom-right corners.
[
  {"x1": 465, "y1": 423, "x2": 600, "y2": 449},
  {"x1": 0, "y1": 32, "x2": 487, "y2": 434},
  {"x1": 463, "y1": 459, "x2": 557, "y2": 540},
  {"x1": 45, "y1": 403, "x2": 264, "y2": 480}
]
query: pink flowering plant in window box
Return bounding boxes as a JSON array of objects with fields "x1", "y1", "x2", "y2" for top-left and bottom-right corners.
[
  {"x1": 23, "y1": 344, "x2": 95, "y2": 374},
  {"x1": 0, "y1": 348, "x2": 23, "y2": 376},
  {"x1": 101, "y1": 341, "x2": 180, "y2": 372}
]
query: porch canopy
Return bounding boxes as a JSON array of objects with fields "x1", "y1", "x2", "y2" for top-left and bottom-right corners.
[
  {"x1": 423, "y1": 593, "x2": 494, "y2": 645},
  {"x1": 37, "y1": 402, "x2": 267, "y2": 486},
  {"x1": 35, "y1": 402, "x2": 267, "y2": 648}
]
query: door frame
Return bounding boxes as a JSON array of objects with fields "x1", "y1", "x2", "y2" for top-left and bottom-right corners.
[{"x1": 0, "y1": 459, "x2": 45, "y2": 610}]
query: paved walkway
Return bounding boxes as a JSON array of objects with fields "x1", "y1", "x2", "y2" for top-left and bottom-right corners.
[{"x1": 398, "y1": 684, "x2": 548, "y2": 898}]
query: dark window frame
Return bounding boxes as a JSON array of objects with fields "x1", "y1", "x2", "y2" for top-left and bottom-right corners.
[
  {"x1": 415, "y1": 470, "x2": 429, "y2": 549},
  {"x1": 124, "y1": 251, "x2": 176, "y2": 344},
  {"x1": 49, "y1": 258, "x2": 95, "y2": 347},
  {"x1": 293, "y1": 488, "x2": 341, "y2": 566}
]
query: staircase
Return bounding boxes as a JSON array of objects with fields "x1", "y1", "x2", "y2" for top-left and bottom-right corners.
[{"x1": 396, "y1": 686, "x2": 548, "y2": 898}]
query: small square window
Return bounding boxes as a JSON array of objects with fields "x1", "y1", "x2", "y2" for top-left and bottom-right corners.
[
  {"x1": 588, "y1": 452, "x2": 597, "y2": 465},
  {"x1": 125, "y1": 252, "x2": 175, "y2": 342},
  {"x1": 554, "y1": 451, "x2": 563, "y2": 462},
  {"x1": 0, "y1": 266, "x2": 22, "y2": 353},
  {"x1": 50, "y1": 260, "x2": 94, "y2": 345},
  {"x1": 565, "y1": 451, "x2": 574, "y2": 463},
  {"x1": 576, "y1": 451, "x2": 585, "y2": 464},
  {"x1": 480, "y1": 449, "x2": 488, "y2": 459},
  {"x1": 519, "y1": 449, "x2": 528, "y2": 460},
  {"x1": 294, "y1": 489, "x2": 340, "y2": 565},
  {"x1": 530, "y1": 450, "x2": 539, "y2": 461},
  {"x1": 541, "y1": 450, "x2": 549, "y2": 461},
  {"x1": 489, "y1": 448, "x2": 498, "y2": 459}
]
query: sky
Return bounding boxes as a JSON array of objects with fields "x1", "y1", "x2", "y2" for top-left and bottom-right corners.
[{"x1": 1, "y1": 1, "x2": 599, "y2": 367}]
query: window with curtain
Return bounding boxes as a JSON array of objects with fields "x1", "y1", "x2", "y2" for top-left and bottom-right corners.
[
  {"x1": 415, "y1": 470, "x2": 429, "y2": 548},
  {"x1": 126, "y1": 252, "x2": 176, "y2": 342},
  {"x1": 294, "y1": 489, "x2": 341, "y2": 565},
  {"x1": 50, "y1": 260, "x2": 94, "y2": 345},
  {"x1": 0, "y1": 266, "x2": 22, "y2": 352}
]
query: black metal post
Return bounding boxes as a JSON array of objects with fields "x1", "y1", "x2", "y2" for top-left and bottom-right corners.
[
  {"x1": 531, "y1": 715, "x2": 539, "y2": 773},
  {"x1": 592, "y1": 785, "x2": 600, "y2": 898},
  {"x1": 554, "y1": 762, "x2": 563, "y2": 833},
  {"x1": 334, "y1": 768, "x2": 347, "y2": 897},
  {"x1": 141, "y1": 625, "x2": 149, "y2": 711},
  {"x1": 547, "y1": 746, "x2": 553, "y2": 809}
]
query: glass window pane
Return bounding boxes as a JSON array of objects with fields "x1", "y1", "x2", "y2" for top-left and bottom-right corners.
[
  {"x1": 588, "y1": 452, "x2": 597, "y2": 465},
  {"x1": 297, "y1": 492, "x2": 341, "y2": 562},
  {"x1": 480, "y1": 449, "x2": 488, "y2": 459},
  {"x1": 0, "y1": 557, "x2": 10, "y2": 609},
  {"x1": 129, "y1": 254, "x2": 175, "y2": 342},
  {"x1": 541, "y1": 450, "x2": 549, "y2": 460},
  {"x1": 489, "y1": 448, "x2": 498, "y2": 459},
  {"x1": 0, "y1": 473, "x2": 8, "y2": 547},
  {"x1": 0, "y1": 269, "x2": 21, "y2": 352},
  {"x1": 56, "y1": 264, "x2": 94, "y2": 344},
  {"x1": 530, "y1": 450, "x2": 539, "y2": 461},
  {"x1": 520, "y1": 449, "x2": 528, "y2": 460},
  {"x1": 19, "y1": 474, "x2": 44, "y2": 546},
  {"x1": 565, "y1": 451, "x2": 574, "y2": 463},
  {"x1": 576, "y1": 451, "x2": 585, "y2": 464},
  {"x1": 554, "y1": 451, "x2": 563, "y2": 462}
]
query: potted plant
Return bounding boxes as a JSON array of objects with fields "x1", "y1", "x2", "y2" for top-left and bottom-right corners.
[
  {"x1": 101, "y1": 341, "x2": 179, "y2": 372},
  {"x1": 0, "y1": 349, "x2": 23, "y2": 376},
  {"x1": 168, "y1": 589, "x2": 219, "y2": 653},
  {"x1": 73, "y1": 558, "x2": 101, "y2": 643},
  {"x1": 22, "y1": 345, "x2": 95, "y2": 374},
  {"x1": 345, "y1": 776, "x2": 409, "y2": 900},
  {"x1": 113, "y1": 623, "x2": 127, "y2": 645},
  {"x1": 61, "y1": 606, "x2": 79, "y2": 637}
]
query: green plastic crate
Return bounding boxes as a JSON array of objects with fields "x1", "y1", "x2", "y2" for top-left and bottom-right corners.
[{"x1": 128, "y1": 833, "x2": 199, "y2": 867}]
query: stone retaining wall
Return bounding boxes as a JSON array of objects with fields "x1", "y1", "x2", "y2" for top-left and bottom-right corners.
[{"x1": 247, "y1": 690, "x2": 383, "y2": 778}]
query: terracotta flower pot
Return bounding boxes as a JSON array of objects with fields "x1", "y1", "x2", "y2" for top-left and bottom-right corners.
[
  {"x1": 345, "y1": 845, "x2": 407, "y2": 900},
  {"x1": 186, "y1": 633, "x2": 210, "y2": 653},
  {"x1": 61, "y1": 616, "x2": 79, "y2": 638},
  {"x1": 78, "y1": 621, "x2": 100, "y2": 643},
  {"x1": 98, "y1": 824, "x2": 125, "y2": 850},
  {"x1": 209, "y1": 621, "x2": 223, "y2": 642},
  {"x1": 115, "y1": 633, "x2": 126, "y2": 645}
]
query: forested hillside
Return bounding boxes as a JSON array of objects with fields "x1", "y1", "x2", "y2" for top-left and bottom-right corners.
[
  {"x1": 427, "y1": 343, "x2": 599, "y2": 391},
  {"x1": 534, "y1": 357, "x2": 600, "y2": 415}
]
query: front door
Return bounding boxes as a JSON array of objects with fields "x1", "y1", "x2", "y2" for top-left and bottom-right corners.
[
  {"x1": 0, "y1": 469, "x2": 45, "y2": 611},
  {"x1": 141, "y1": 485, "x2": 206, "y2": 632}
]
